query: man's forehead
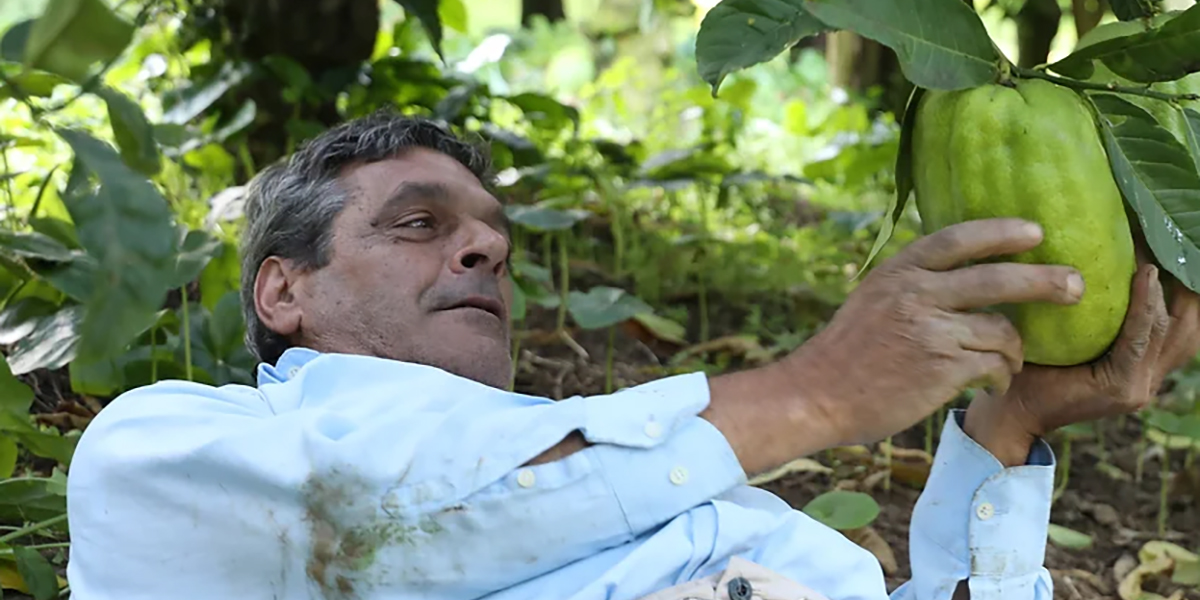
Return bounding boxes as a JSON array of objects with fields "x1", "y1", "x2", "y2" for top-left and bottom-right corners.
[{"x1": 339, "y1": 151, "x2": 501, "y2": 211}]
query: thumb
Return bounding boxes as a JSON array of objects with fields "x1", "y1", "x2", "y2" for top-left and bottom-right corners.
[{"x1": 1108, "y1": 265, "x2": 1167, "y2": 377}]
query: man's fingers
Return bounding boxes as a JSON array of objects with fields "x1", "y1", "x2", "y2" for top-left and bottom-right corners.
[
  {"x1": 963, "y1": 350, "x2": 1013, "y2": 398},
  {"x1": 1154, "y1": 278, "x2": 1200, "y2": 381},
  {"x1": 1110, "y1": 265, "x2": 1164, "y2": 374},
  {"x1": 954, "y1": 312, "x2": 1024, "y2": 374},
  {"x1": 932, "y1": 263, "x2": 1083, "y2": 310},
  {"x1": 893, "y1": 218, "x2": 1045, "y2": 272}
]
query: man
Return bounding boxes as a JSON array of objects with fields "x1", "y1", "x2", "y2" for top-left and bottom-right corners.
[{"x1": 65, "y1": 111, "x2": 1200, "y2": 600}]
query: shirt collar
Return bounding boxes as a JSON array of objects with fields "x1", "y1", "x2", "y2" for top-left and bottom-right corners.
[{"x1": 256, "y1": 347, "x2": 322, "y2": 386}]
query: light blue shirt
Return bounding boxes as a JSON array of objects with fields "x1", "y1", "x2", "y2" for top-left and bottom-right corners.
[{"x1": 66, "y1": 347, "x2": 1056, "y2": 599}]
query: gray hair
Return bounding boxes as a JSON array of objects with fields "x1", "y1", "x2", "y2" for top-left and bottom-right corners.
[{"x1": 238, "y1": 110, "x2": 494, "y2": 366}]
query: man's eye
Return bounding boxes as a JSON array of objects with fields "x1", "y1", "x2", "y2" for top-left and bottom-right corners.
[{"x1": 399, "y1": 217, "x2": 434, "y2": 229}]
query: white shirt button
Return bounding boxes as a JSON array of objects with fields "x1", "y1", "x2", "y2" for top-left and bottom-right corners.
[
  {"x1": 669, "y1": 466, "x2": 689, "y2": 486},
  {"x1": 644, "y1": 421, "x2": 663, "y2": 439},
  {"x1": 976, "y1": 502, "x2": 995, "y2": 520},
  {"x1": 517, "y1": 469, "x2": 536, "y2": 488}
]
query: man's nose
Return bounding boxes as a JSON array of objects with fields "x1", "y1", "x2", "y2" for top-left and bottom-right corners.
[{"x1": 450, "y1": 220, "x2": 509, "y2": 275}]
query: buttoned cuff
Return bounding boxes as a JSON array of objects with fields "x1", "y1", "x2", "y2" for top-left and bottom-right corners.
[{"x1": 910, "y1": 409, "x2": 1055, "y2": 598}]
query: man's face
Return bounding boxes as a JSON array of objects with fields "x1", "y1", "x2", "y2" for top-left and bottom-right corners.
[{"x1": 285, "y1": 148, "x2": 514, "y2": 388}]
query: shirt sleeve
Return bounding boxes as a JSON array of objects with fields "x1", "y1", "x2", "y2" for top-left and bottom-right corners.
[
  {"x1": 65, "y1": 354, "x2": 747, "y2": 600},
  {"x1": 890, "y1": 409, "x2": 1057, "y2": 600}
]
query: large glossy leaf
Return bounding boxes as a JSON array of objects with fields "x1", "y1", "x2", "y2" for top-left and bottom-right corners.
[
  {"x1": 0, "y1": 230, "x2": 73, "y2": 263},
  {"x1": 1051, "y1": 5, "x2": 1200, "y2": 83},
  {"x1": 161, "y1": 62, "x2": 252, "y2": 125},
  {"x1": 56, "y1": 129, "x2": 178, "y2": 362},
  {"x1": 391, "y1": 0, "x2": 444, "y2": 59},
  {"x1": 36, "y1": 252, "x2": 96, "y2": 302},
  {"x1": 0, "y1": 297, "x2": 59, "y2": 346},
  {"x1": 96, "y1": 86, "x2": 161, "y2": 176},
  {"x1": 0, "y1": 477, "x2": 66, "y2": 523},
  {"x1": 802, "y1": 490, "x2": 880, "y2": 530},
  {"x1": 23, "y1": 0, "x2": 135, "y2": 82},
  {"x1": 694, "y1": 0, "x2": 829, "y2": 95},
  {"x1": 1092, "y1": 94, "x2": 1200, "y2": 293},
  {"x1": 1185, "y1": 108, "x2": 1200, "y2": 174},
  {"x1": 167, "y1": 228, "x2": 222, "y2": 289},
  {"x1": 14, "y1": 546, "x2": 59, "y2": 600},
  {"x1": 857, "y1": 87, "x2": 924, "y2": 278},
  {"x1": 0, "y1": 437, "x2": 17, "y2": 479},
  {"x1": 800, "y1": 0, "x2": 1000, "y2": 91},
  {"x1": 567, "y1": 287, "x2": 653, "y2": 330},
  {"x1": 5, "y1": 305, "x2": 82, "y2": 375}
]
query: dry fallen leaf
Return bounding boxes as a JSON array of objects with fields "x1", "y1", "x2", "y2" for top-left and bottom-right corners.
[
  {"x1": 1113, "y1": 553, "x2": 1139, "y2": 585},
  {"x1": 844, "y1": 526, "x2": 898, "y2": 575},
  {"x1": 748, "y1": 458, "x2": 832, "y2": 487}
]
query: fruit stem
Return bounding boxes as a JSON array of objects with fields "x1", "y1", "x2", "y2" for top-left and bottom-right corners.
[{"x1": 1014, "y1": 66, "x2": 1200, "y2": 103}]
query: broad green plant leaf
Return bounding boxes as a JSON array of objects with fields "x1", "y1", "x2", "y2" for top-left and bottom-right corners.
[
  {"x1": 167, "y1": 228, "x2": 223, "y2": 289},
  {"x1": 1091, "y1": 94, "x2": 1200, "y2": 293},
  {"x1": 567, "y1": 287, "x2": 654, "y2": 330},
  {"x1": 0, "y1": 437, "x2": 17, "y2": 479},
  {"x1": 632, "y1": 312, "x2": 688, "y2": 345},
  {"x1": 800, "y1": 0, "x2": 1000, "y2": 91},
  {"x1": 0, "y1": 230, "x2": 73, "y2": 263},
  {"x1": 0, "y1": 297, "x2": 59, "y2": 346},
  {"x1": 1143, "y1": 409, "x2": 1200, "y2": 439},
  {"x1": 1047, "y1": 523, "x2": 1094, "y2": 549},
  {"x1": 0, "y1": 357, "x2": 33, "y2": 414},
  {"x1": 1184, "y1": 108, "x2": 1200, "y2": 174},
  {"x1": 1051, "y1": 5, "x2": 1200, "y2": 83},
  {"x1": 5, "y1": 305, "x2": 82, "y2": 375},
  {"x1": 857, "y1": 87, "x2": 924, "y2": 278},
  {"x1": 0, "y1": 477, "x2": 65, "y2": 523},
  {"x1": 1108, "y1": 0, "x2": 1157, "y2": 21},
  {"x1": 23, "y1": 0, "x2": 135, "y2": 82},
  {"x1": 694, "y1": 0, "x2": 829, "y2": 95},
  {"x1": 13, "y1": 546, "x2": 58, "y2": 600},
  {"x1": 439, "y1": 0, "x2": 468, "y2": 33},
  {"x1": 506, "y1": 205, "x2": 590, "y2": 231},
  {"x1": 96, "y1": 86, "x2": 161, "y2": 176},
  {"x1": 162, "y1": 62, "x2": 252, "y2": 125},
  {"x1": 0, "y1": 20, "x2": 34, "y2": 62},
  {"x1": 802, "y1": 490, "x2": 880, "y2": 530},
  {"x1": 56, "y1": 129, "x2": 179, "y2": 363},
  {"x1": 506, "y1": 92, "x2": 580, "y2": 134},
  {"x1": 638, "y1": 147, "x2": 733, "y2": 180},
  {"x1": 391, "y1": 0, "x2": 445, "y2": 60}
]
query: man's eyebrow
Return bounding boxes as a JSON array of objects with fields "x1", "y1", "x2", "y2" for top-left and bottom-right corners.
[{"x1": 370, "y1": 181, "x2": 449, "y2": 227}]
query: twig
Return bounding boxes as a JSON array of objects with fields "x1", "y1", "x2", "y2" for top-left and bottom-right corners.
[
  {"x1": 0, "y1": 514, "x2": 66, "y2": 544},
  {"x1": 1015, "y1": 66, "x2": 1200, "y2": 103}
]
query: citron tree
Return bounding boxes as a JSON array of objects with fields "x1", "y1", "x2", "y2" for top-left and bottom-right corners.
[{"x1": 697, "y1": 0, "x2": 1200, "y2": 367}]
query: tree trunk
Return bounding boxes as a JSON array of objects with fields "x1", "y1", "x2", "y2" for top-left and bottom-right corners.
[
  {"x1": 824, "y1": 31, "x2": 911, "y2": 116},
  {"x1": 1014, "y1": 0, "x2": 1063, "y2": 68},
  {"x1": 522, "y1": 0, "x2": 566, "y2": 26}
]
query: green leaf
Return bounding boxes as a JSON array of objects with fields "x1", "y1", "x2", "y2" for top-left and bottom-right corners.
[
  {"x1": 391, "y1": 0, "x2": 445, "y2": 59},
  {"x1": 0, "y1": 357, "x2": 33, "y2": 415},
  {"x1": 69, "y1": 355, "x2": 122, "y2": 397},
  {"x1": 506, "y1": 205, "x2": 590, "y2": 231},
  {"x1": 0, "y1": 477, "x2": 66, "y2": 523},
  {"x1": 506, "y1": 92, "x2": 580, "y2": 134},
  {"x1": 631, "y1": 312, "x2": 688, "y2": 345},
  {"x1": 28, "y1": 217, "x2": 80, "y2": 250},
  {"x1": 638, "y1": 147, "x2": 733, "y2": 180},
  {"x1": 1091, "y1": 94, "x2": 1200, "y2": 293},
  {"x1": 0, "y1": 230, "x2": 73, "y2": 263},
  {"x1": 1173, "y1": 553, "x2": 1200, "y2": 585},
  {"x1": 802, "y1": 490, "x2": 880, "y2": 530},
  {"x1": 801, "y1": 0, "x2": 1000, "y2": 91},
  {"x1": 23, "y1": 0, "x2": 135, "y2": 82},
  {"x1": 856, "y1": 87, "x2": 924, "y2": 278},
  {"x1": 439, "y1": 0, "x2": 468, "y2": 34},
  {"x1": 0, "y1": 297, "x2": 59, "y2": 346},
  {"x1": 96, "y1": 86, "x2": 161, "y2": 176},
  {"x1": 13, "y1": 546, "x2": 58, "y2": 600},
  {"x1": 0, "y1": 437, "x2": 18, "y2": 479},
  {"x1": 1109, "y1": 0, "x2": 1157, "y2": 21},
  {"x1": 161, "y1": 61, "x2": 252, "y2": 125},
  {"x1": 0, "y1": 20, "x2": 34, "y2": 62},
  {"x1": 694, "y1": 0, "x2": 830, "y2": 95},
  {"x1": 5, "y1": 305, "x2": 82, "y2": 375},
  {"x1": 509, "y1": 274, "x2": 526, "y2": 322},
  {"x1": 1144, "y1": 409, "x2": 1200, "y2": 439},
  {"x1": 567, "y1": 287, "x2": 654, "y2": 330},
  {"x1": 56, "y1": 129, "x2": 178, "y2": 363},
  {"x1": 1047, "y1": 523, "x2": 1094, "y2": 549},
  {"x1": 1050, "y1": 5, "x2": 1200, "y2": 83},
  {"x1": 1184, "y1": 108, "x2": 1200, "y2": 174},
  {"x1": 36, "y1": 252, "x2": 97, "y2": 302},
  {"x1": 167, "y1": 228, "x2": 222, "y2": 289},
  {"x1": 208, "y1": 290, "x2": 245, "y2": 359}
]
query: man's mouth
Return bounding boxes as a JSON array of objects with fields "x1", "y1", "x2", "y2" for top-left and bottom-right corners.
[{"x1": 445, "y1": 296, "x2": 505, "y2": 321}]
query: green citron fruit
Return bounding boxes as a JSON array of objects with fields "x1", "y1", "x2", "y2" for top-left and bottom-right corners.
[
  {"x1": 1076, "y1": 14, "x2": 1200, "y2": 146},
  {"x1": 912, "y1": 77, "x2": 1136, "y2": 366}
]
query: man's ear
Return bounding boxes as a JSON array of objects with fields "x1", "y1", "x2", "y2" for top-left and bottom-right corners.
[{"x1": 254, "y1": 256, "x2": 304, "y2": 338}]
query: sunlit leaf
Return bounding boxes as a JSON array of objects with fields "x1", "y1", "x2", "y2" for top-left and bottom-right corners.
[
  {"x1": 391, "y1": 0, "x2": 445, "y2": 59},
  {"x1": 695, "y1": 0, "x2": 829, "y2": 95},
  {"x1": 23, "y1": 0, "x2": 136, "y2": 82},
  {"x1": 0, "y1": 230, "x2": 73, "y2": 263},
  {"x1": 96, "y1": 86, "x2": 162, "y2": 176},
  {"x1": 1048, "y1": 523, "x2": 1094, "y2": 550},
  {"x1": 0, "y1": 477, "x2": 66, "y2": 524},
  {"x1": 161, "y1": 61, "x2": 252, "y2": 125},
  {"x1": 506, "y1": 92, "x2": 580, "y2": 133},
  {"x1": 1051, "y1": 5, "x2": 1200, "y2": 83},
  {"x1": 0, "y1": 297, "x2": 59, "y2": 346},
  {"x1": 439, "y1": 0, "x2": 468, "y2": 33},
  {"x1": 567, "y1": 287, "x2": 653, "y2": 330},
  {"x1": 1092, "y1": 94, "x2": 1200, "y2": 293},
  {"x1": 802, "y1": 490, "x2": 880, "y2": 530},
  {"x1": 13, "y1": 546, "x2": 58, "y2": 600},
  {"x1": 0, "y1": 437, "x2": 17, "y2": 479},
  {"x1": 801, "y1": 0, "x2": 1000, "y2": 91},
  {"x1": 5, "y1": 305, "x2": 82, "y2": 375},
  {"x1": 56, "y1": 129, "x2": 179, "y2": 362},
  {"x1": 857, "y1": 87, "x2": 923, "y2": 277},
  {"x1": 631, "y1": 312, "x2": 687, "y2": 345}
]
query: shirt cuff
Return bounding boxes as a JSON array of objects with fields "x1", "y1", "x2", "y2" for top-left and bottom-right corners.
[{"x1": 909, "y1": 409, "x2": 1056, "y2": 597}]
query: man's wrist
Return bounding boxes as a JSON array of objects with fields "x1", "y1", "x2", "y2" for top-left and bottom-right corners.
[{"x1": 963, "y1": 392, "x2": 1039, "y2": 467}]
